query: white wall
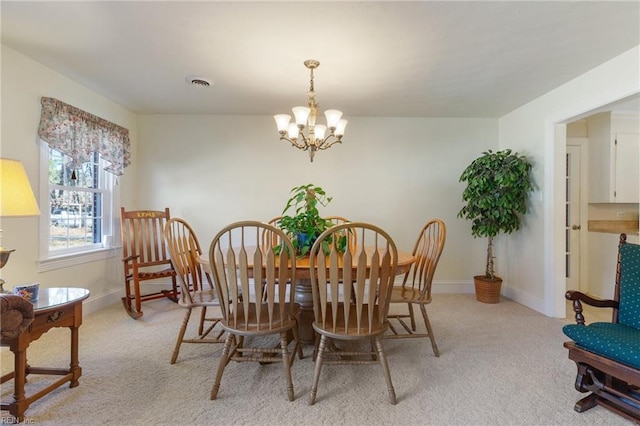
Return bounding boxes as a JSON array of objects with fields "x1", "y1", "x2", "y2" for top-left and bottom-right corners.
[
  {"x1": 498, "y1": 45, "x2": 640, "y2": 317},
  {"x1": 136, "y1": 115, "x2": 496, "y2": 289},
  {"x1": 0, "y1": 45, "x2": 138, "y2": 314},
  {"x1": 0, "y1": 42, "x2": 499, "y2": 314},
  {"x1": 4, "y1": 40, "x2": 638, "y2": 319}
]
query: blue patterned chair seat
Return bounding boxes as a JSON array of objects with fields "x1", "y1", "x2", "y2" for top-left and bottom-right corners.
[{"x1": 563, "y1": 322, "x2": 640, "y2": 369}]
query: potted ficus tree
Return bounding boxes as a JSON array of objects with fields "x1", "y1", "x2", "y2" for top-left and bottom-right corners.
[
  {"x1": 457, "y1": 149, "x2": 533, "y2": 303},
  {"x1": 278, "y1": 183, "x2": 334, "y2": 256}
]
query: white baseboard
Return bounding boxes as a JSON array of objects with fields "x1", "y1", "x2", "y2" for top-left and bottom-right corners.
[
  {"x1": 392, "y1": 277, "x2": 474, "y2": 294},
  {"x1": 82, "y1": 280, "x2": 181, "y2": 316},
  {"x1": 85, "y1": 280, "x2": 549, "y2": 317},
  {"x1": 432, "y1": 280, "x2": 475, "y2": 294},
  {"x1": 83, "y1": 287, "x2": 123, "y2": 316},
  {"x1": 396, "y1": 279, "x2": 549, "y2": 317},
  {"x1": 502, "y1": 285, "x2": 546, "y2": 314}
]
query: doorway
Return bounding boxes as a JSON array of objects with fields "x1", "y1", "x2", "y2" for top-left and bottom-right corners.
[{"x1": 553, "y1": 93, "x2": 640, "y2": 317}]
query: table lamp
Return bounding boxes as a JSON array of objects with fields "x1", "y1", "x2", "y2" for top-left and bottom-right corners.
[{"x1": 0, "y1": 158, "x2": 41, "y2": 293}]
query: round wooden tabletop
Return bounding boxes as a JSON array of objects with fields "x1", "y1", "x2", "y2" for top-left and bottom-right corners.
[{"x1": 199, "y1": 246, "x2": 414, "y2": 278}]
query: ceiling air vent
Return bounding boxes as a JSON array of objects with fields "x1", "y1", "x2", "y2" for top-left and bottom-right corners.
[{"x1": 185, "y1": 75, "x2": 213, "y2": 87}]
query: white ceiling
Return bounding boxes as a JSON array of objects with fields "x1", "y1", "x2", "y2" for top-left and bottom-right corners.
[{"x1": 1, "y1": 1, "x2": 639, "y2": 118}]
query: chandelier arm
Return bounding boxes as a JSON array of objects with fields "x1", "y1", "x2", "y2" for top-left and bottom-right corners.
[
  {"x1": 297, "y1": 130, "x2": 310, "y2": 145},
  {"x1": 279, "y1": 136, "x2": 309, "y2": 151},
  {"x1": 316, "y1": 138, "x2": 343, "y2": 151}
]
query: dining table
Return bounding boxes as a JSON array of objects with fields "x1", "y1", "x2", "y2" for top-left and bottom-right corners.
[{"x1": 198, "y1": 246, "x2": 415, "y2": 344}]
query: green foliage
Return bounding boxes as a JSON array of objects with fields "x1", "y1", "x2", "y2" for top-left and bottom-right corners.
[
  {"x1": 457, "y1": 149, "x2": 533, "y2": 278},
  {"x1": 278, "y1": 184, "x2": 334, "y2": 256}
]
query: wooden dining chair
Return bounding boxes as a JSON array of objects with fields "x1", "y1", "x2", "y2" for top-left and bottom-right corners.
[
  {"x1": 324, "y1": 215, "x2": 349, "y2": 225},
  {"x1": 308, "y1": 222, "x2": 398, "y2": 405},
  {"x1": 325, "y1": 216, "x2": 357, "y2": 250},
  {"x1": 266, "y1": 216, "x2": 283, "y2": 226},
  {"x1": 120, "y1": 207, "x2": 178, "y2": 319},
  {"x1": 164, "y1": 218, "x2": 224, "y2": 364},
  {"x1": 386, "y1": 219, "x2": 446, "y2": 357},
  {"x1": 208, "y1": 221, "x2": 303, "y2": 401},
  {"x1": 262, "y1": 216, "x2": 284, "y2": 249}
]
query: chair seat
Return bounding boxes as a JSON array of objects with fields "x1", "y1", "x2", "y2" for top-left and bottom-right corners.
[
  {"x1": 177, "y1": 288, "x2": 219, "y2": 307},
  {"x1": 223, "y1": 303, "x2": 300, "y2": 334},
  {"x1": 389, "y1": 286, "x2": 431, "y2": 304},
  {"x1": 563, "y1": 322, "x2": 640, "y2": 369},
  {"x1": 313, "y1": 303, "x2": 387, "y2": 338},
  {"x1": 126, "y1": 268, "x2": 175, "y2": 281}
]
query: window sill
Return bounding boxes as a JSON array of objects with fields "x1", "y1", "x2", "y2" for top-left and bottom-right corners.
[{"x1": 37, "y1": 247, "x2": 118, "y2": 272}]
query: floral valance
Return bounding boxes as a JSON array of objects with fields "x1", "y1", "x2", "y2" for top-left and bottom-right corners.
[{"x1": 38, "y1": 97, "x2": 131, "y2": 176}]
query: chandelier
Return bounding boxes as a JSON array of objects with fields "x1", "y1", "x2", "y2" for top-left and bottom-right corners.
[{"x1": 274, "y1": 60, "x2": 347, "y2": 162}]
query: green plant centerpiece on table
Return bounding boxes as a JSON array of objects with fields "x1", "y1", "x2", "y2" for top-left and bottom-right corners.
[
  {"x1": 277, "y1": 183, "x2": 338, "y2": 256},
  {"x1": 457, "y1": 149, "x2": 533, "y2": 303}
]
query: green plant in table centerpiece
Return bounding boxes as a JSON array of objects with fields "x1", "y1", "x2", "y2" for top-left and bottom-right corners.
[
  {"x1": 457, "y1": 149, "x2": 533, "y2": 280},
  {"x1": 277, "y1": 183, "x2": 339, "y2": 256}
]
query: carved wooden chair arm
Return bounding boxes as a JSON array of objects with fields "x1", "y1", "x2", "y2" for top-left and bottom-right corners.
[{"x1": 565, "y1": 290, "x2": 618, "y2": 325}]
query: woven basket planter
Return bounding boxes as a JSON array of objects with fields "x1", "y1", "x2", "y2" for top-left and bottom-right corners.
[{"x1": 474, "y1": 275, "x2": 503, "y2": 304}]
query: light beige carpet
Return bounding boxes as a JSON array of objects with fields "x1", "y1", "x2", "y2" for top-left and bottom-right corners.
[{"x1": 1, "y1": 294, "x2": 632, "y2": 425}]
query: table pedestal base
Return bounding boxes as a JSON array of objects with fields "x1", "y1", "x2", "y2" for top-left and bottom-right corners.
[{"x1": 294, "y1": 278, "x2": 316, "y2": 344}]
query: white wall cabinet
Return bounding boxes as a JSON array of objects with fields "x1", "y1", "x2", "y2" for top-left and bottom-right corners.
[
  {"x1": 587, "y1": 113, "x2": 639, "y2": 203},
  {"x1": 614, "y1": 133, "x2": 639, "y2": 202}
]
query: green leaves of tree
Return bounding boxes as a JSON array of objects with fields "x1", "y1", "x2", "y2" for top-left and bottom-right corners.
[
  {"x1": 457, "y1": 149, "x2": 533, "y2": 278},
  {"x1": 458, "y1": 149, "x2": 533, "y2": 239}
]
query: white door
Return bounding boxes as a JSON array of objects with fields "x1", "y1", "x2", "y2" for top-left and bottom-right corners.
[{"x1": 566, "y1": 143, "x2": 583, "y2": 292}]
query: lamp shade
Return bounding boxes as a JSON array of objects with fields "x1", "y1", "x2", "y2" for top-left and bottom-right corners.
[
  {"x1": 292, "y1": 106, "x2": 311, "y2": 126},
  {"x1": 274, "y1": 114, "x2": 291, "y2": 132},
  {"x1": 0, "y1": 158, "x2": 41, "y2": 217}
]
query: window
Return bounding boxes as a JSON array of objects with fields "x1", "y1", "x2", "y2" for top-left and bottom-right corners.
[
  {"x1": 36, "y1": 97, "x2": 130, "y2": 271},
  {"x1": 38, "y1": 143, "x2": 116, "y2": 269}
]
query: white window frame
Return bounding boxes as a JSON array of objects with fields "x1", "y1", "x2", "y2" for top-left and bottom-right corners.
[{"x1": 38, "y1": 141, "x2": 119, "y2": 272}]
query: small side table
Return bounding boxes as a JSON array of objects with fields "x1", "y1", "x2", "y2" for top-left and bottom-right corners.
[{"x1": 1, "y1": 287, "x2": 90, "y2": 421}]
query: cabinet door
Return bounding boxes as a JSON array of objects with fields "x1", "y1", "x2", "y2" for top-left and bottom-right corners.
[{"x1": 614, "y1": 133, "x2": 639, "y2": 203}]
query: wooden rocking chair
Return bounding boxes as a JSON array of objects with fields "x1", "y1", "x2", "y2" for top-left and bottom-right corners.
[{"x1": 120, "y1": 207, "x2": 178, "y2": 319}]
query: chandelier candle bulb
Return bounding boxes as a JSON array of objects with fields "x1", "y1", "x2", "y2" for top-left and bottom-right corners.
[{"x1": 273, "y1": 59, "x2": 346, "y2": 162}]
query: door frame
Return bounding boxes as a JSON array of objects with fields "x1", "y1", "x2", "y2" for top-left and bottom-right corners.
[{"x1": 549, "y1": 91, "x2": 639, "y2": 318}]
